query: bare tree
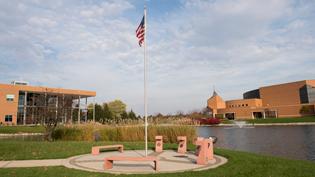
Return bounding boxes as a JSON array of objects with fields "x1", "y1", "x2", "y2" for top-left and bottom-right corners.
[{"x1": 30, "y1": 92, "x2": 74, "y2": 141}]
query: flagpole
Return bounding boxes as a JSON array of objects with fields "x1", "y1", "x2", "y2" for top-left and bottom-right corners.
[{"x1": 144, "y1": 5, "x2": 148, "y2": 157}]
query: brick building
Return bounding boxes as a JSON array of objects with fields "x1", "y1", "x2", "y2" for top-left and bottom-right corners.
[{"x1": 207, "y1": 80, "x2": 315, "y2": 120}]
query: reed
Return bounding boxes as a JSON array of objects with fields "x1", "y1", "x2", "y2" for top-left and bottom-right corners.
[{"x1": 52, "y1": 123, "x2": 196, "y2": 143}]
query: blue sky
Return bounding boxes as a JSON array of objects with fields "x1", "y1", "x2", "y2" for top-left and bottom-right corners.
[{"x1": 0, "y1": 0, "x2": 315, "y2": 115}]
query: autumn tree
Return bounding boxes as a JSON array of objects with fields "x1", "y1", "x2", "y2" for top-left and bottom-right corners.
[{"x1": 107, "y1": 100, "x2": 127, "y2": 120}]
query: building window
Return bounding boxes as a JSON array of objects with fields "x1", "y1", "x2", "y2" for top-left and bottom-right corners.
[
  {"x1": 5, "y1": 115, "x2": 13, "y2": 122},
  {"x1": 242, "y1": 104, "x2": 244, "y2": 107},
  {"x1": 246, "y1": 104, "x2": 248, "y2": 106},
  {"x1": 6, "y1": 94, "x2": 15, "y2": 102}
]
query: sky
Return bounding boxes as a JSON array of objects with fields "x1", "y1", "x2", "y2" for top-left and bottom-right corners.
[{"x1": 0, "y1": 0, "x2": 315, "y2": 115}]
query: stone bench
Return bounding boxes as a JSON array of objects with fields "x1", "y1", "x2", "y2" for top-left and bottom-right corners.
[
  {"x1": 104, "y1": 156, "x2": 159, "y2": 171},
  {"x1": 91, "y1": 145, "x2": 124, "y2": 155}
]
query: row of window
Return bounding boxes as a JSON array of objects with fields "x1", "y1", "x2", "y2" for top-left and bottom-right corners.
[
  {"x1": 4, "y1": 115, "x2": 12, "y2": 122},
  {"x1": 228, "y1": 104, "x2": 249, "y2": 108},
  {"x1": 7, "y1": 94, "x2": 61, "y2": 105}
]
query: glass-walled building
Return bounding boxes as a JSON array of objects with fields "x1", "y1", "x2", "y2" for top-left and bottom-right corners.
[{"x1": 0, "y1": 82, "x2": 96, "y2": 125}]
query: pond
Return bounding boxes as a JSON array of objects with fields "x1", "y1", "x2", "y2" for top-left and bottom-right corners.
[{"x1": 198, "y1": 125, "x2": 315, "y2": 162}]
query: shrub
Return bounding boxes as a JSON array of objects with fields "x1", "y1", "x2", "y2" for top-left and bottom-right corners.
[
  {"x1": 300, "y1": 105, "x2": 314, "y2": 114},
  {"x1": 215, "y1": 114, "x2": 224, "y2": 119},
  {"x1": 52, "y1": 124, "x2": 97, "y2": 141},
  {"x1": 208, "y1": 118, "x2": 221, "y2": 124},
  {"x1": 197, "y1": 118, "x2": 221, "y2": 125},
  {"x1": 52, "y1": 127, "x2": 82, "y2": 141}
]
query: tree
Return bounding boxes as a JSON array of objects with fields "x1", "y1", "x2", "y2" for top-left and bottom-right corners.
[
  {"x1": 87, "y1": 103, "x2": 107, "y2": 122},
  {"x1": 94, "y1": 104, "x2": 104, "y2": 122},
  {"x1": 201, "y1": 107, "x2": 211, "y2": 116},
  {"x1": 102, "y1": 103, "x2": 113, "y2": 122},
  {"x1": 176, "y1": 110, "x2": 184, "y2": 116},
  {"x1": 37, "y1": 94, "x2": 69, "y2": 141},
  {"x1": 87, "y1": 103, "x2": 94, "y2": 121},
  {"x1": 128, "y1": 109, "x2": 137, "y2": 119},
  {"x1": 107, "y1": 100, "x2": 127, "y2": 119},
  {"x1": 121, "y1": 111, "x2": 128, "y2": 120},
  {"x1": 155, "y1": 112, "x2": 164, "y2": 118},
  {"x1": 189, "y1": 109, "x2": 204, "y2": 119}
]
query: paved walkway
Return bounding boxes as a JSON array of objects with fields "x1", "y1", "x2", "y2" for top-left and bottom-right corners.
[
  {"x1": 0, "y1": 150, "x2": 228, "y2": 174},
  {"x1": 0, "y1": 159, "x2": 65, "y2": 168}
]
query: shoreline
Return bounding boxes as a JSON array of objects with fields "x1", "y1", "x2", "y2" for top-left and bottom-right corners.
[
  {"x1": 0, "y1": 133, "x2": 44, "y2": 136},
  {"x1": 198, "y1": 122, "x2": 315, "y2": 127},
  {"x1": 0, "y1": 122, "x2": 315, "y2": 135}
]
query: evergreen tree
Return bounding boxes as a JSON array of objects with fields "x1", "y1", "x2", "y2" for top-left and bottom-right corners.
[
  {"x1": 94, "y1": 104, "x2": 104, "y2": 122},
  {"x1": 87, "y1": 103, "x2": 94, "y2": 120},
  {"x1": 121, "y1": 111, "x2": 128, "y2": 120},
  {"x1": 103, "y1": 103, "x2": 113, "y2": 122},
  {"x1": 87, "y1": 103, "x2": 104, "y2": 122},
  {"x1": 128, "y1": 109, "x2": 137, "y2": 119}
]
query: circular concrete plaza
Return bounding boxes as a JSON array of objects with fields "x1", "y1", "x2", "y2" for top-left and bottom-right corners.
[{"x1": 63, "y1": 150, "x2": 227, "y2": 174}]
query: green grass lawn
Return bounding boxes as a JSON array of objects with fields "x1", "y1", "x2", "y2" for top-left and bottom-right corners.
[
  {"x1": 0, "y1": 126, "x2": 45, "y2": 134},
  {"x1": 0, "y1": 141, "x2": 189, "y2": 160},
  {"x1": 0, "y1": 140, "x2": 314, "y2": 177},
  {"x1": 247, "y1": 116, "x2": 315, "y2": 124},
  {"x1": 218, "y1": 118, "x2": 233, "y2": 124}
]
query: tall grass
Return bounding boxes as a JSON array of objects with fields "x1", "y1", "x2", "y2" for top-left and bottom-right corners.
[
  {"x1": 94, "y1": 116, "x2": 200, "y2": 126},
  {"x1": 52, "y1": 123, "x2": 196, "y2": 143}
]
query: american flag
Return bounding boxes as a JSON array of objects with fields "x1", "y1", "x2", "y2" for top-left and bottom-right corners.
[{"x1": 136, "y1": 16, "x2": 145, "y2": 47}]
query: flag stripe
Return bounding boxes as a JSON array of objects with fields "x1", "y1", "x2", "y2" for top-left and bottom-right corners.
[
  {"x1": 137, "y1": 33, "x2": 144, "y2": 39},
  {"x1": 136, "y1": 16, "x2": 145, "y2": 47}
]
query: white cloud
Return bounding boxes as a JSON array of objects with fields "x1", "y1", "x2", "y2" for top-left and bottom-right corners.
[
  {"x1": 28, "y1": 17, "x2": 57, "y2": 27},
  {"x1": 80, "y1": 0, "x2": 133, "y2": 18},
  {"x1": 0, "y1": 0, "x2": 315, "y2": 115}
]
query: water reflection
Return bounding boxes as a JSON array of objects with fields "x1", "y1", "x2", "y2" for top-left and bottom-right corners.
[{"x1": 198, "y1": 125, "x2": 315, "y2": 161}]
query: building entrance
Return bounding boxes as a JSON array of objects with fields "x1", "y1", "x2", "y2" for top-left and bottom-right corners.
[
  {"x1": 225, "y1": 113, "x2": 235, "y2": 120},
  {"x1": 253, "y1": 112, "x2": 263, "y2": 119}
]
